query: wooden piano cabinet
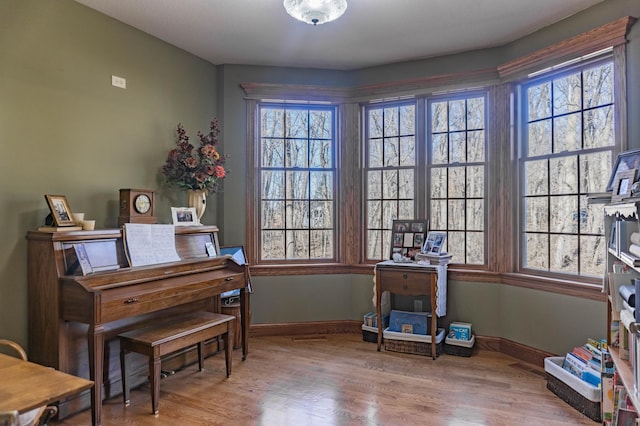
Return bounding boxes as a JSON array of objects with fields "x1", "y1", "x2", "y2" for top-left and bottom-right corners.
[{"x1": 26, "y1": 226, "x2": 250, "y2": 426}]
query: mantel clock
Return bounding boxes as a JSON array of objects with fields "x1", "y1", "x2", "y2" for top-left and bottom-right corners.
[{"x1": 118, "y1": 188, "x2": 157, "y2": 226}]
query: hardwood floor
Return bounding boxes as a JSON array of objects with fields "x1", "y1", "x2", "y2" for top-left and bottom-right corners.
[{"x1": 53, "y1": 334, "x2": 595, "y2": 426}]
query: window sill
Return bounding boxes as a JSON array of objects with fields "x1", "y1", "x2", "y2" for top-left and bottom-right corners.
[{"x1": 249, "y1": 263, "x2": 605, "y2": 300}]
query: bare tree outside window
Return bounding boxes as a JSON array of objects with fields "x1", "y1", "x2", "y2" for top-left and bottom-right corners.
[
  {"x1": 259, "y1": 104, "x2": 336, "y2": 261},
  {"x1": 521, "y1": 59, "x2": 613, "y2": 277},
  {"x1": 364, "y1": 102, "x2": 416, "y2": 260},
  {"x1": 428, "y1": 95, "x2": 487, "y2": 265}
]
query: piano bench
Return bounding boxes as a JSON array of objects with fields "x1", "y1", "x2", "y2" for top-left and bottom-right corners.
[{"x1": 118, "y1": 311, "x2": 235, "y2": 415}]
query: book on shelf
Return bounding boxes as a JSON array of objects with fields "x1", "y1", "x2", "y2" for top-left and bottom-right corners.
[
  {"x1": 38, "y1": 225, "x2": 83, "y2": 232},
  {"x1": 619, "y1": 250, "x2": 640, "y2": 267},
  {"x1": 629, "y1": 243, "x2": 640, "y2": 259},
  {"x1": 602, "y1": 374, "x2": 615, "y2": 424},
  {"x1": 616, "y1": 408, "x2": 638, "y2": 426},
  {"x1": 587, "y1": 192, "x2": 612, "y2": 204}
]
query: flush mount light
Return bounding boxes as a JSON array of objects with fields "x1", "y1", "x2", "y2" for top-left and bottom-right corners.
[{"x1": 283, "y1": 0, "x2": 348, "y2": 26}]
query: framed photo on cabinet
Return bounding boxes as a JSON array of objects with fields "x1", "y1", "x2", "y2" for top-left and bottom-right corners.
[
  {"x1": 389, "y1": 219, "x2": 428, "y2": 260},
  {"x1": 607, "y1": 148, "x2": 640, "y2": 192},
  {"x1": 612, "y1": 169, "x2": 637, "y2": 203}
]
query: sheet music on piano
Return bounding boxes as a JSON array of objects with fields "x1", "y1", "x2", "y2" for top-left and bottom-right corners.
[{"x1": 123, "y1": 223, "x2": 181, "y2": 267}]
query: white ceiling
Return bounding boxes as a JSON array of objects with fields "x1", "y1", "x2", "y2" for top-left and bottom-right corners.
[{"x1": 74, "y1": 0, "x2": 605, "y2": 71}]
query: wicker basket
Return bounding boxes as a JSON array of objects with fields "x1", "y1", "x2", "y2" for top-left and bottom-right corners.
[
  {"x1": 383, "y1": 328, "x2": 445, "y2": 357},
  {"x1": 544, "y1": 357, "x2": 601, "y2": 422},
  {"x1": 444, "y1": 335, "x2": 475, "y2": 357},
  {"x1": 362, "y1": 324, "x2": 379, "y2": 343}
]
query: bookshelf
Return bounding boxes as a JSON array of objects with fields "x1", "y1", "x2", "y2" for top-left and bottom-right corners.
[{"x1": 604, "y1": 201, "x2": 640, "y2": 419}]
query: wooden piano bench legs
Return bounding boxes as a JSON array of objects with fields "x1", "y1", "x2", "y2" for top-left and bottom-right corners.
[{"x1": 118, "y1": 311, "x2": 235, "y2": 415}]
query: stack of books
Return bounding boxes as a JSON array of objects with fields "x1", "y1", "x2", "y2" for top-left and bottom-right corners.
[
  {"x1": 562, "y1": 338, "x2": 611, "y2": 387},
  {"x1": 363, "y1": 312, "x2": 388, "y2": 329},
  {"x1": 415, "y1": 252, "x2": 452, "y2": 265},
  {"x1": 610, "y1": 372, "x2": 638, "y2": 425}
]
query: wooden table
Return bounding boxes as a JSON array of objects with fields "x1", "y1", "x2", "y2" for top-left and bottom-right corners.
[
  {"x1": 0, "y1": 353, "x2": 93, "y2": 414},
  {"x1": 375, "y1": 261, "x2": 444, "y2": 359}
]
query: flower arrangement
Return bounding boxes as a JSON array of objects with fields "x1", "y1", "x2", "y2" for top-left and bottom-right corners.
[{"x1": 161, "y1": 118, "x2": 227, "y2": 193}]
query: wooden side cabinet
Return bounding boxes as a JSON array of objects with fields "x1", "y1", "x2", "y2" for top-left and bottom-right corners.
[{"x1": 375, "y1": 260, "x2": 443, "y2": 359}]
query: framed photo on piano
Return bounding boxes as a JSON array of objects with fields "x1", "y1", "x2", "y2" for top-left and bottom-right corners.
[
  {"x1": 171, "y1": 207, "x2": 198, "y2": 226},
  {"x1": 45, "y1": 194, "x2": 76, "y2": 227}
]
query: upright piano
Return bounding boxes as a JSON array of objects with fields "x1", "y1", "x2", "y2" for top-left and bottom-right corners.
[{"x1": 26, "y1": 226, "x2": 249, "y2": 426}]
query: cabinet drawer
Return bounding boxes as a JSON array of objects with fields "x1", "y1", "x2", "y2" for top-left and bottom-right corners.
[
  {"x1": 378, "y1": 269, "x2": 432, "y2": 295},
  {"x1": 101, "y1": 272, "x2": 245, "y2": 323}
]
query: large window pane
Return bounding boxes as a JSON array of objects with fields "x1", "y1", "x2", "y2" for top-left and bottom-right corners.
[
  {"x1": 259, "y1": 104, "x2": 336, "y2": 261},
  {"x1": 520, "y1": 57, "x2": 614, "y2": 278},
  {"x1": 365, "y1": 102, "x2": 416, "y2": 261},
  {"x1": 428, "y1": 95, "x2": 486, "y2": 266}
]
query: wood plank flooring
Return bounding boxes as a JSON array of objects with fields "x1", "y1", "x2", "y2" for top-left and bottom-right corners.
[{"x1": 53, "y1": 334, "x2": 595, "y2": 425}]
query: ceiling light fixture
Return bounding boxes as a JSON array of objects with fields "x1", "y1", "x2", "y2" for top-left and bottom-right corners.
[{"x1": 283, "y1": 0, "x2": 348, "y2": 26}]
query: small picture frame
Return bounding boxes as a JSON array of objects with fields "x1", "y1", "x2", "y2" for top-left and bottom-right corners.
[
  {"x1": 74, "y1": 243, "x2": 93, "y2": 275},
  {"x1": 607, "y1": 149, "x2": 640, "y2": 192},
  {"x1": 205, "y1": 241, "x2": 216, "y2": 257},
  {"x1": 389, "y1": 219, "x2": 429, "y2": 260},
  {"x1": 611, "y1": 169, "x2": 637, "y2": 203},
  {"x1": 171, "y1": 207, "x2": 198, "y2": 226},
  {"x1": 423, "y1": 231, "x2": 447, "y2": 255},
  {"x1": 45, "y1": 194, "x2": 76, "y2": 226},
  {"x1": 609, "y1": 221, "x2": 617, "y2": 250}
]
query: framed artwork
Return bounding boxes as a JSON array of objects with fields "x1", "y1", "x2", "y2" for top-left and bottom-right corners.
[
  {"x1": 44, "y1": 194, "x2": 76, "y2": 226},
  {"x1": 73, "y1": 244, "x2": 93, "y2": 275},
  {"x1": 171, "y1": 207, "x2": 198, "y2": 226},
  {"x1": 611, "y1": 169, "x2": 637, "y2": 203},
  {"x1": 389, "y1": 219, "x2": 429, "y2": 260},
  {"x1": 606, "y1": 148, "x2": 640, "y2": 192},
  {"x1": 422, "y1": 231, "x2": 447, "y2": 255}
]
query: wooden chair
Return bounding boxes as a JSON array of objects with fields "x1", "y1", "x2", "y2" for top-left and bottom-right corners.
[
  {"x1": 0, "y1": 411, "x2": 19, "y2": 426},
  {"x1": 0, "y1": 340, "x2": 58, "y2": 426}
]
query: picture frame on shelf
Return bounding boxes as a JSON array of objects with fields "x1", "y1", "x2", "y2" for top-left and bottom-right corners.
[
  {"x1": 44, "y1": 194, "x2": 76, "y2": 227},
  {"x1": 389, "y1": 219, "x2": 429, "y2": 260},
  {"x1": 611, "y1": 169, "x2": 637, "y2": 203},
  {"x1": 606, "y1": 148, "x2": 640, "y2": 192},
  {"x1": 422, "y1": 231, "x2": 447, "y2": 255},
  {"x1": 171, "y1": 207, "x2": 198, "y2": 226},
  {"x1": 609, "y1": 221, "x2": 617, "y2": 250}
]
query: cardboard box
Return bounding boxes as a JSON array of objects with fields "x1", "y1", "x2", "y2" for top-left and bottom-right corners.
[{"x1": 388, "y1": 310, "x2": 432, "y2": 335}]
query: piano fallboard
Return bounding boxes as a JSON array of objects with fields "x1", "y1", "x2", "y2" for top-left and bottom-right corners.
[{"x1": 60, "y1": 260, "x2": 246, "y2": 324}]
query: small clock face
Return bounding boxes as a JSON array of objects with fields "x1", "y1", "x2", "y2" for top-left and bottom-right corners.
[{"x1": 134, "y1": 194, "x2": 151, "y2": 214}]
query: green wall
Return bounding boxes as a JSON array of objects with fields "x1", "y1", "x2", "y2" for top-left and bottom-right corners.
[
  {"x1": 0, "y1": 1, "x2": 219, "y2": 347},
  {"x1": 1, "y1": 0, "x2": 637, "y2": 357}
]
